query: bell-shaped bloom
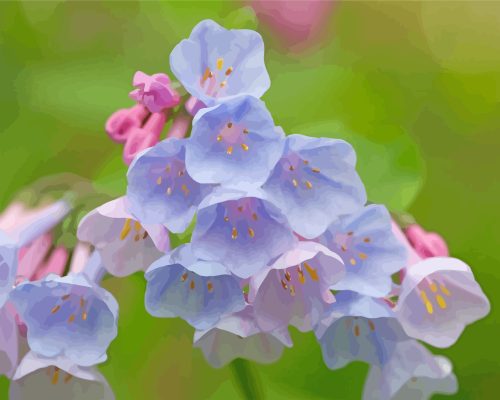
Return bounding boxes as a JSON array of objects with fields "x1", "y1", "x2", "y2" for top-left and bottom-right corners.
[
  {"x1": 105, "y1": 104, "x2": 149, "y2": 144},
  {"x1": 170, "y1": 19, "x2": 270, "y2": 107},
  {"x1": 193, "y1": 306, "x2": 292, "y2": 368},
  {"x1": 262, "y1": 134, "x2": 366, "y2": 239},
  {"x1": 127, "y1": 138, "x2": 213, "y2": 233},
  {"x1": 315, "y1": 292, "x2": 407, "y2": 370},
  {"x1": 405, "y1": 224, "x2": 449, "y2": 259},
  {"x1": 249, "y1": 241, "x2": 345, "y2": 332},
  {"x1": 0, "y1": 305, "x2": 19, "y2": 377},
  {"x1": 145, "y1": 244, "x2": 245, "y2": 330},
  {"x1": 185, "y1": 95, "x2": 283, "y2": 188},
  {"x1": 394, "y1": 256, "x2": 490, "y2": 348},
  {"x1": 363, "y1": 340, "x2": 458, "y2": 400},
  {"x1": 318, "y1": 205, "x2": 407, "y2": 297},
  {"x1": 9, "y1": 268, "x2": 118, "y2": 367},
  {"x1": 191, "y1": 187, "x2": 296, "y2": 278},
  {"x1": 77, "y1": 197, "x2": 169, "y2": 277},
  {"x1": 10, "y1": 351, "x2": 114, "y2": 400},
  {"x1": 129, "y1": 71, "x2": 180, "y2": 113}
]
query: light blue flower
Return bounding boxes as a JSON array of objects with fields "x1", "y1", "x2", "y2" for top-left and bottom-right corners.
[
  {"x1": 9, "y1": 254, "x2": 118, "y2": 367},
  {"x1": 191, "y1": 187, "x2": 296, "y2": 278},
  {"x1": 318, "y1": 204, "x2": 406, "y2": 297},
  {"x1": 315, "y1": 291, "x2": 407, "y2": 370},
  {"x1": 127, "y1": 138, "x2": 213, "y2": 233},
  {"x1": 185, "y1": 95, "x2": 284, "y2": 188},
  {"x1": 262, "y1": 134, "x2": 366, "y2": 239},
  {"x1": 170, "y1": 19, "x2": 270, "y2": 107},
  {"x1": 145, "y1": 244, "x2": 245, "y2": 330}
]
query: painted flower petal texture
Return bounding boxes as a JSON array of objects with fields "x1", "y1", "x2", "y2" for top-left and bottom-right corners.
[
  {"x1": 395, "y1": 257, "x2": 490, "y2": 348},
  {"x1": 0, "y1": 231, "x2": 18, "y2": 309},
  {"x1": 249, "y1": 241, "x2": 345, "y2": 332},
  {"x1": 318, "y1": 204, "x2": 407, "y2": 297},
  {"x1": 129, "y1": 71, "x2": 180, "y2": 113},
  {"x1": 262, "y1": 134, "x2": 367, "y2": 239},
  {"x1": 170, "y1": 19, "x2": 270, "y2": 107},
  {"x1": 10, "y1": 351, "x2": 114, "y2": 400},
  {"x1": 0, "y1": 305, "x2": 19, "y2": 378},
  {"x1": 363, "y1": 340, "x2": 458, "y2": 400},
  {"x1": 145, "y1": 244, "x2": 245, "y2": 330},
  {"x1": 191, "y1": 187, "x2": 296, "y2": 278},
  {"x1": 185, "y1": 95, "x2": 284, "y2": 188},
  {"x1": 9, "y1": 271, "x2": 118, "y2": 367},
  {"x1": 193, "y1": 306, "x2": 292, "y2": 368},
  {"x1": 315, "y1": 292, "x2": 407, "y2": 370},
  {"x1": 77, "y1": 196, "x2": 169, "y2": 277},
  {"x1": 127, "y1": 138, "x2": 213, "y2": 233}
]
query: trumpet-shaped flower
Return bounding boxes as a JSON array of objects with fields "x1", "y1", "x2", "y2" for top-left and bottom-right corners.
[
  {"x1": 145, "y1": 244, "x2": 245, "y2": 330},
  {"x1": 185, "y1": 95, "x2": 284, "y2": 188},
  {"x1": 318, "y1": 205, "x2": 407, "y2": 297},
  {"x1": 127, "y1": 138, "x2": 213, "y2": 233},
  {"x1": 10, "y1": 352, "x2": 114, "y2": 400},
  {"x1": 77, "y1": 196, "x2": 169, "y2": 277},
  {"x1": 193, "y1": 306, "x2": 292, "y2": 368},
  {"x1": 191, "y1": 187, "x2": 296, "y2": 278},
  {"x1": 249, "y1": 241, "x2": 344, "y2": 332},
  {"x1": 262, "y1": 134, "x2": 366, "y2": 239},
  {"x1": 170, "y1": 19, "x2": 270, "y2": 107}
]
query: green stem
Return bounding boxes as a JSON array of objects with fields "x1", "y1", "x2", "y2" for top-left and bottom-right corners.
[{"x1": 230, "y1": 359, "x2": 265, "y2": 400}]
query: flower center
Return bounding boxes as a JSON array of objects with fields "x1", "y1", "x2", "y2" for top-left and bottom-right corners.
[
  {"x1": 120, "y1": 218, "x2": 149, "y2": 242},
  {"x1": 279, "y1": 261, "x2": 319, "y2": 297},
  {"x1": 419, "y1": 279, "x2": 452, "y2": 314},
  {"x1": 200, "y1": 57, "x2": 234, "y2": 98},
  {"x1": 216, "y1": 121, "x2": 250, "y2": 155},
  {"x1": 50, "y1": 293, "x2": 90, "y2": 323},
  {"x1": 222, "y1": 200, "x2": 260, "y2": 240},
  {"x1": 154, "y1": 160, "x2": 191, "y2": 198}
]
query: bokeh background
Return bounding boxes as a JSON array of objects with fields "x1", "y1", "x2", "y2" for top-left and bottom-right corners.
[{"x1": 1, "y1": 1, "x2": 499, "y2": 398}]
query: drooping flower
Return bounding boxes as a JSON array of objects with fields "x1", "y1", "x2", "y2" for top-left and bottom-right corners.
[
  {"x1": 394, "y1": 256, "x2": 490, "y2": 348},
  {"x1": 77, "y1": 196, "x2": 169, "y2": 277},
  {"x1": 318, "y1": 204, "x2": 407, "y2": 297},
  {"x1": 170, "y1": 19, "x2": 270, "y2": 107},
  {"x1": 9, "y1": 253, "x2": 118, "y2": 367},
  {"x1": 129, "y1": 71, "x2": 180, "y2": 113},
  {"x1": 185, "y1": 95, "x2": 284, "y2": 188},
  {"x1": 105, "y1": 104, "x2": 149, "y2": 144},
  {"x1": 249, "y1": 241, "x2": 344, "y2": 332},
  {"x1": 10, "y1": 351, "x2": 114, "y2": 400},
  {"x1": 191, "y1": 187, "x2": 296, "y2": 278},
  {"x1": 145, "y1": 244, "x2": 245, "y2": 330},
  {"x1": 363, "y1": 340, "x2": 458, "y2": 400},
  {"x1": 193, "y1": 306, "x2": 292, "y2": 368},
  {"x1": 405, "y1": 223, "x2": 449, "y2": 259},
  {"x1": 314, "y1": 292, "x2": 407, "y2": 370},
  {"x1": 127, "y1": 138, "x2": 213, "y2": 233},
  {"x1": 261, "y1": 134, "x2": 366, "y2": 239}
]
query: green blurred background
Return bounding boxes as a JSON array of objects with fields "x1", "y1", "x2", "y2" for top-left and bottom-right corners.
[{"x1": 1, "y1": 1, "x2": 499, "y2": 398}]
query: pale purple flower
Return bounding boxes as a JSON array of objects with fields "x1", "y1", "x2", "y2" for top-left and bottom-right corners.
[
  {"x1": 77, "y1": 196, "x2": 169, "y2": 277},
  {"x1": 193, "y1": 306, "x2": 292, "y2": 368},
  {"x1": 249, "y1": 241, "x2": 344, "y2": 332},
  {"x1": 0, "y1": 305, "x2": 19, "y2": 377},
  {"x1": 129, "y1": 71, "x2": 180, "y2": 113}
]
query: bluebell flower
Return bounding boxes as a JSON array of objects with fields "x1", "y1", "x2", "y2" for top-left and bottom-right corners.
[
  {"x1": 185, "y1": 95, "x2": 284, "y2": 188},
  {"x1": 127, "y1": 138, "x2": 213, "y2": 233},
  {"x1": 191, "y1": 187, "x2": 296, "y2": 278},
  {"x1": 194, "y1": 306, "x2": 292, "y2": 368},
  {"x1": 315, "y1": 291, "x2": 407, "y2": 370},
  {"x1": 10, "y1": 351, "x2": 114, "y2": 400},
  {"x1": 262, "y1": 134, "x2": 366, "y2": 239},
  {"x1": 170, "y1": 19, "x2": 270, "y2": 107},
  {"x1": 0, "y1": 304, "x2": 19, "y2": 377},
  {"x1": 9, "y1": 253, "x2": 118, "y2": 367},
  {"x1": 363, "y1": 340, "x2": 457, "y2": 400},
  {"x1": 318, "y1": 204, "x2": 406, "y2": 297},
  {"x1": 145, "y1": 244, "x2": 245, "y2": 330}
]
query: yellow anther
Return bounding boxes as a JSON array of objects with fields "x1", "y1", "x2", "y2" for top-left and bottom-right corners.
[
  {"x1": 297, "y1": 268, "x2": 306, "y2": 284},
  {"x1": 436, "y1": 294, "x2": 447, "y2": 309},
  {"x1": 216, "y1": 58, "x2": 224, "y2": 70},
  {"x1": 167, "y1": 187, "x2": 172, "y2": 196},
  {"x1": 243, "y1": 128, "x2": 249, "y2": 134},
  {"x1": 51, "y1": 305, "x2": 60, "y2": 314},
  {"x1": 190, "y1": 280, "x2": 195, "y2": 290},
  {"x1": 368, "y1": 320, "x2": 375, "y2": 331},
  {"x1": 359, "y1": 252, "x2": 368, "y2": 260},
  {"x1": 217, "y1": 135, "x2": 223, "y2": 142},
  {"x1": 224, "y1": 216, "x2": 229, "y2": 222},
  {"x1": 231, "y1": 227, "x2": 238, "y2": 240},
  {"x1": 241, "y1": 143, "x2": 249, "y2": 151},
  {"x1": 202, "y1": 67, "x2": 211, "y2": 83},
  {"x1": 252, "y1": 213, "x2": 258, "y2": 221},
  {"x1": 303, "y1": 262, "x2": 319, "y2": 281},
  {"x1": 134, "y1": 234, "x2": 140, "y2": 242},
  {"x1": 237, "y1": 206, "x2": 243, "y2": 212},
  {"x1": 312, "y1": 168, "x2": 320, "y2": 173},
  {"x1": 62, "y1": 294, "x2": 70, "y2": 301},
  {"x1": 341, "y1": 245, "x2": 347, "y2": 252},
  {"x1": 303, "y1": 160, "x2": 309, "y2": 165},
  {"x1": 181, "y1": 272, "x2": 188, "y2": 282},
  {"x1": 52, "y1": 367, "x2": 60, "y2": 385},
  {"x1": 220, "y1": 80, "x2": 227, "y2": 88},
  {"x1": 289, "y1": 285, "x2": 296, "y2": 296},
  {"x1": 207, "y1": 281, "x2": 214, "y2": 293},
  {"x1": 354, "y1": 325, "x2": 360, "y2": 337},
  {"x1": 165, "y1": 164, "x2": 171, "y2": 173},
  {"x1": 225, "y1": 67, "x2": 233, "y2": 76},
  {"x1": 248, "y1": 227, "x2": 255, "y2": 238},
  {"x1": 363, "y1": 237, "x2": 371, "y2": 243},
  {"x1": 134, "y1": 221, "x2": 141, "y2": 231},
  {"x1": 289, "y1": 165, "x2": 295, "y2": 171},
  {"x1": 120, "y1": 218, "x2": 132, "y2": 240},
  {"x1": 80, "y1": 298, "x2": 85, "y2": 308},
  {"x1": 420, "y1": 291, "x2": 434, "y2": 314},
  {"x1": 350, "y1": 258, "x2": 357, "y2": 266},
  {"x1": 281, "y1": 279, "x2": 288, "y2": 290},
  {"x1": 285, "y1": 271, "x2": 291, "y2": 281},
  {"x1": 292, "y1": 178, "x2": 299, "y2": 187},
  {"x1": 429, "y1": 282, "x2": 438, "y2": 292},
  {"x1": 227, "y1": 122, "x2": 233, "y2": 128},
  {"x1": 156, "y1": 176, "x2": 162, "y2": 185},
  {"x1": 82, "y1": 311, "x2": 88, "y2": 321},
  {"x1": 227, "y1": 146, "x2": 233, "y2": 155},
  {"x1": 440, "y1": 284, "x2": 451, "y2": 297},
  {"x1": 305, "y1": 180, "x2": 313, "y2": 189},
  {"x1": 181, "y1": 184, "x2": 190, "y2": 196},
  {"x1": 68, "y1": 314, "x2": 75, "y2": 324}
]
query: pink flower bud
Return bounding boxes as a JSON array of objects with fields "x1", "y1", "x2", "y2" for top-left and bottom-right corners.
[
  {"x1": 405, "y1": 224, "x2": 449, "y2": 259},
  {"x1": 129, "y1": 71, "x2": 181, "y2": 113},
  {"x1": 123, "y1": 112, "x2": 166, "y2": 165},
  {"x1": 105, "y1": 104, "x2": 149, "y2": 143}
]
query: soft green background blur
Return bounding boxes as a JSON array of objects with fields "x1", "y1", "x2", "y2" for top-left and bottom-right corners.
[{"x1": 1, "y1": 1, "x2": 499, "y2": 399}]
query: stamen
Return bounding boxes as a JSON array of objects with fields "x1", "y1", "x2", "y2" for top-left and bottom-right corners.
[
  {"x1": 363, "y1": 237, "x2": 371, "y2": 243},
  {"x1": 227, "y1": 122, "x2": 233, "y2": 128},
  {"x1": 134, "y1": 221, "x2": 141, "y2": 231},
  {"x1": 305, "y1": 180, "x2": 313, "y2": 189},
  {"x1": 292, "y1": 178, "x2": 298, "y2": 188},
  {"x1": 62, "y1": 294, "x2": 70, "y2": 301},
  {"x1": 241, "y1": 143, "x2": 249, "y2": 151},
  {"x1": 237, "y1": 206, "x2": 243, "y2": 212},
  {"x1": 243, "y1": 128, "x2": 249, "y2": 134},
  {"x1": 303, "y1": 262, "x2": 319, "y2": 281},
  {"x1": 303, "y1": 160, "x2": 309, "y2": 165},
  {"x1": 120, "y1": 219, "x2": 132, "y2": 240},
  {"x1": 226, "y1": 146, "x2": 233, "y2": 155},
  {"x1": 248, "y1": 227, "x2": 255, "y2": 238},
  {"x1": 134, "y1": 234, "x2": 140, "y2": 242},
  {"x1": 358, "y1": 252, "x2": 368, "y2": 260},
  {"x1": 68, "y1": 314, "x2": 75, "y2": 324},
  {"x1": 80, "y1": 297, "x2": 85, "y2": 308},
  {"x1": 354, "y1": 325, "x2": 360, "y2": 337},
  {"x1": 217, "y1": 135, "x2": 223, "y2": 142},
  {"x1": 297, "y1": 267, "x2": 305, "y2": 284},
  {"x1": 156, "y1": 176, "x2": 162, "y2": 185},
  {"x1": 225, "y1": 67, "x2": 233, "y2": 76},
  {"x1": 181, "y1": 184, "x2": 190, "y2": 196},
  {"x1": 220, "y1": 81, "x2": 227, "y2": 88},
  {"x1": 281, "y1": 279, "x2": 288, "y2": 290},
  {"x1": 350, "y1": 258, "x2": 357, "y2": 266},
  {"x1": 289, "y1": 285, "x2": 296, "y2": 296},
  {"x1": 285, "y1": 271, "x2": 291, "y2": 281},
  {"x1": 341, "y1": 245, "x2": 347, "y2": 252},
  {"x1": 224, "y1": 216, "x2": 229, "y2": 222},
  {"x1": 311, "y1": 168, "x2": 320, "y2": 173},
  {"x1": 231, "y1": 227, "x2": 238, "y2": 240},
  {"x1": 429, "y1": 282, "x2": 438, "y2": 293},
  {"x1": 420, "y1": 291, "x2": 434, "y2": 314},
  {"x1": 216, "y1": 58, "x2": 224, "y2": 70},
  {"x1": 347, "y1": 231, "x2": 354, "y2": 236},
  {"x1": 82, "y1": 311, "x2": 88, "y2": 321},
  {"x1": 207, "y1": 281, "x2": 214, "y2": 293},
  {"x1": 252, "y1": 213, "x2": 258, "y2": 221},
  {"x1": 440, "y1": 284, "x2": 451, "y2": 296},
  {"x1": 51, "y1": 305, "x2": 60, "y2": 314},
  {"x1": 143, "y1": 231, "x2": 149, "y2": 239},
  {"x1": 52, "y1": 367, "x2": 60, "y2": 385},
  {"x1": 190, "y1": 280, "x2": 195, "y2": 290},
  {"x1": 181, "y1": 272, "x2": 188, "y2": 282},
  {"x1": 289, "y1": 165, "x2": 295, "y2": 171},
  {"x1": 166, "y1": 187, "x2": 172, "y2": 196},
  {"x1": 436, "y1": 294, "x2": 447, "y2": 309},
  {"x1": 202, "y1": 67, "x2": 211, "y2": 83},
  {"x1": 178, "y1": 170, "x2": 184, "y2": 177},
  {"x1": 165, "y1": 164, "x2": 171, "y2": 173},
  {"x1": 368, "y1": 320, "x2": 375, "y2": 331}
]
